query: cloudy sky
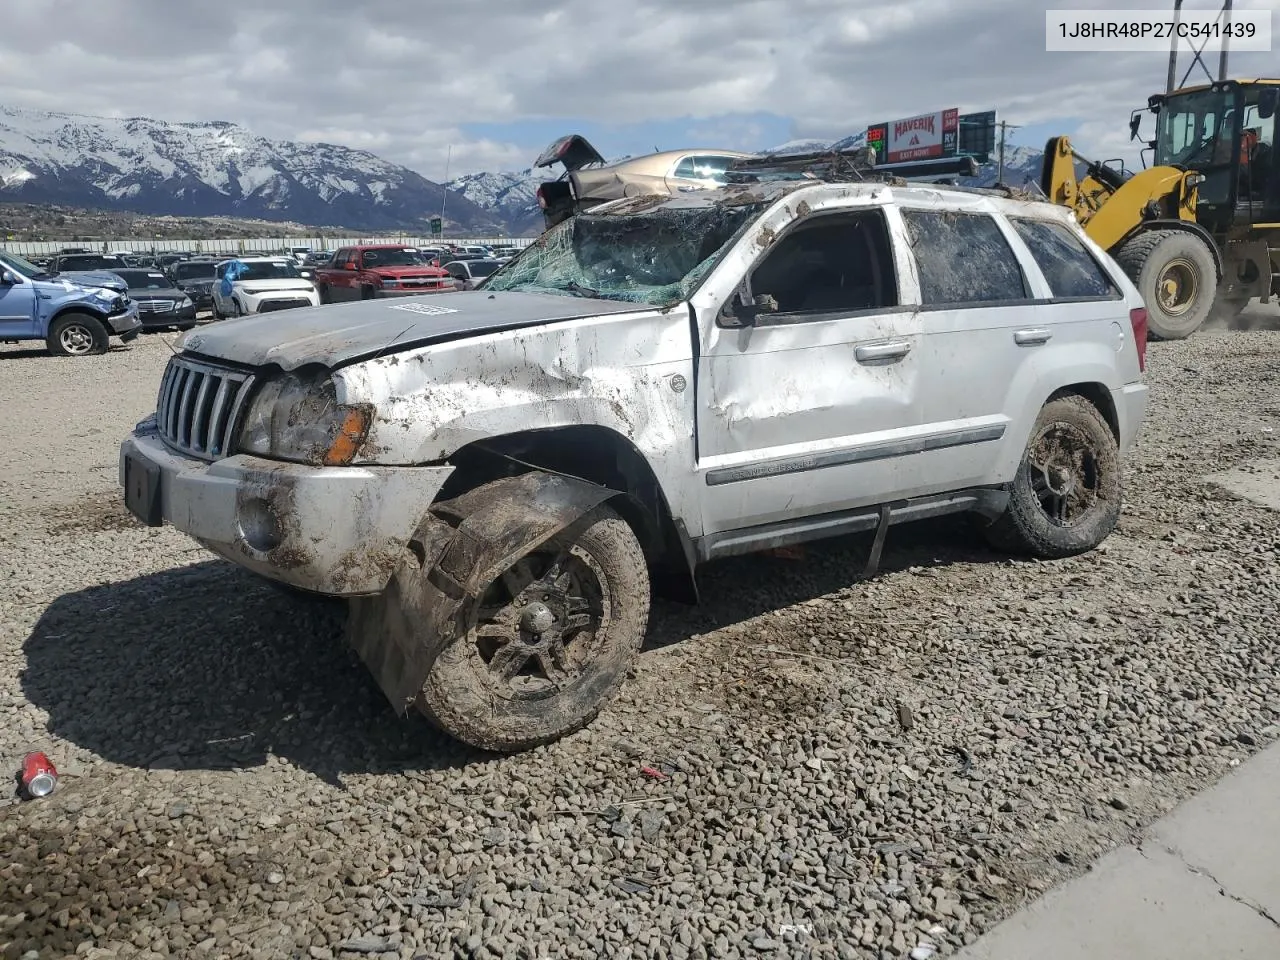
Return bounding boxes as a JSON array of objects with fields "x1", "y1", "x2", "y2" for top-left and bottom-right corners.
[{"x1": 1, "y1": 0, "x2": 1277, "y2": 180}]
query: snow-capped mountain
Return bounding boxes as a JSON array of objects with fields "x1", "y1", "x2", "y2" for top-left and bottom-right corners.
[
  {"x1": 445, "y1": 168, "x2": 545, "y2": 237},
  {"x1": 0, "y1": 106, "x2": 503, "y2": 233}
]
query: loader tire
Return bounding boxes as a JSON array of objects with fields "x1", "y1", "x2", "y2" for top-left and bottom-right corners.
[{"x1": 1115, "y1": 229, "x2": 1217, "y2": 341}]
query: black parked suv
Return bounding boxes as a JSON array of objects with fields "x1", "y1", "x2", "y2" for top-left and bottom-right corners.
[
  {"x1": 165, "y1": 259, "x2": 219, "y2": 312},
  {"x1": 48, "y1": 253, "x2": 130, "y2": 274}
]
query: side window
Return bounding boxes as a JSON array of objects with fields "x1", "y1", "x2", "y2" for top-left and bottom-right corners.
[
  {"x1": 900, "y1": 209, "x2": 1030, "y2": 305},
  {"x1": 746, "y1": 209, "x2": 899, "y2": 320},
  {"x1": 330, "y1": 248, "x2": 348, "y2": 266},
  {"x1": 1009, "y1": 218, "x2": 1119, "y2": 298},
  {"x1": 675, "y1": 155, "x2": 733, "y2": 181}
]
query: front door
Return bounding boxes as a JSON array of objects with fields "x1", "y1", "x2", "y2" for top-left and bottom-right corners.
[
  {"x1": 0, "y1": 274, "x2": 37, "y2": 338},
  {"x1": 892, "y1": 203, "x2": 1041, "y2": 490},
  {"x1": 693, "y1": 207, "x2": 925, "y2": 536}
]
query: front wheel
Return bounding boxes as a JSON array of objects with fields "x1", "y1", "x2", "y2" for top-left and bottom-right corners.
[
  {"x1": 1114, "y1": 229, "x2": 1218, "y2": 340},
  {"x1": 47, "y1": 312, "x2": 109, "y2": 357},
  {"x1": 983, "y1": 395, "x2": 1121, "y2": 560},
  {"x1": 417, "y1": 504, "x2": 651, "y2": 752}
]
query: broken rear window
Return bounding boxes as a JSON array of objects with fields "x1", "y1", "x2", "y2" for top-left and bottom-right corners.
[
  {"x1": 483, "y1": 202, "x2": 766, "y2": 306},
  {"x1": 901, "y1": 209, "x2": 1030, "y2": 305}
]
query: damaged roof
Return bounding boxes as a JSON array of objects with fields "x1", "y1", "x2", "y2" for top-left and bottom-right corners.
[{"x1": 584, "y1": 177, "x2": 1075, "y2": 224}]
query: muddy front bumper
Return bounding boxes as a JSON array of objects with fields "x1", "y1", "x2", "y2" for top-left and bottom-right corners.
[{"x1": 119, "y1": 418, "x2": 454, "y2": 596}]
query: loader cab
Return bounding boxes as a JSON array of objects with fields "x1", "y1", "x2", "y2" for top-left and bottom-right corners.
[{"x1": 1150, "y1": 80, "x2": 1280, "y2": 233}]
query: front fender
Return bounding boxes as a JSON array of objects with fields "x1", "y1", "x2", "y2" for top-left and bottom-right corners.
[{"x1": 345, "y1": 470, "x2": 624, "y2": 713}]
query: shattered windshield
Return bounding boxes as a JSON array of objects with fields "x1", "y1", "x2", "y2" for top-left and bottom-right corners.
[{"x1": 483, "y1": 200, "x2": 767, "y2": 305}]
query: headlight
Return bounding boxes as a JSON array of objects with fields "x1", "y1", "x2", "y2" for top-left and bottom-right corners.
[
  {"x1": 237, "y1": 371, "x2": 374, "y2": 465},
  {"x1": 178, "y1": 294, "x2": 193, "y2": 306}
]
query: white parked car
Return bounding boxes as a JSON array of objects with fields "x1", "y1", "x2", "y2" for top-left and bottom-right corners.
[
  {"x1": 210, "y1": 257, "x2": 321, "y2": 318},
  {"x1": 443, "y1": 257, "x2": 504, "y2": 290}
]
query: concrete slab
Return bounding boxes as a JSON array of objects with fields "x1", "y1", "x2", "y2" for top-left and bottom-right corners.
[
  {"x1": 953, "y1": 844, "x2": 1280, "y2": 960},
  {"x1": 1204, "y1": 456, "x2": 1280, "y2": 510},
  {"x1": 1149, "y1": 745, "x2": 1280, "y2": 922}
]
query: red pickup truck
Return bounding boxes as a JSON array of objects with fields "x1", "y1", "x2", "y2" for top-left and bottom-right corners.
[{"x1": 313, "y1": 244, "x2": 453, "y2": 302}]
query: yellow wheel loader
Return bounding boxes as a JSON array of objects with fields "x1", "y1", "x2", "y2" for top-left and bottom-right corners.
[{"x1": 1041, "y1": 78, "x2": 1279, "y2": 340}]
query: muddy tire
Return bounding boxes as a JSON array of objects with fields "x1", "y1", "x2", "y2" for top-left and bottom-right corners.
[
  {"x1": 1114, "y1": 229, "x2": 1217, "y2": 340},
  {"x1": 983, "y1": 395, "x2": 1121, "y2": 560},
  {"x1": 417, "y1": 504, "x2": 650, "y2": 752},
  {"x1": 47, "y1": 312, "x2": 109, "y2": 356}
]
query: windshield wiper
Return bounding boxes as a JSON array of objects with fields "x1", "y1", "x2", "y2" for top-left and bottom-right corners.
[{"x1": 565, "y1": 280, "x2": 600, "y2": 298}]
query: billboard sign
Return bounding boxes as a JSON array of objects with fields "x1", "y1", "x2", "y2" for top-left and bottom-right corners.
[
  {"x1": 885, "y1": 108, "x2": 959, "y2": 163},
  {"x1": 958, "y1": 110, "x2": 997, "y2": 163},
  {"x1": 863, "y1": 109, "x2": 995, "y2": 165}
]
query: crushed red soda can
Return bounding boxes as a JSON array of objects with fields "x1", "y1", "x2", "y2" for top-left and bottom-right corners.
[{"x1": 20, "y1": 752, "x2": 57, "y2": 799}]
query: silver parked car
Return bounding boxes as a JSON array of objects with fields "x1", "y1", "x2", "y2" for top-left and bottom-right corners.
[
  {"x1": 119, "y1": 176, "x2": 1149, "y2": 754},
  {"x1": 443, "y1": 257, "x2": 504, "y2": 290}
]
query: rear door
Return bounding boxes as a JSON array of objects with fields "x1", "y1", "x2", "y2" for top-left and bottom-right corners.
[
  {"x1": 893, "y1": 202, "x2": 1042, "y2": 490},
  {"x1": 693, "y1": 204, "x2": 928, "y2": 537},
  {"x1": 330, "y1": 248, "x2": 357, "y2": 300}
]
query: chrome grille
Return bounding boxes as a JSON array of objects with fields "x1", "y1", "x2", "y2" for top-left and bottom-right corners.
[
  {"x1": 155, "y1": 356, "x2": 255, "y2": 460},
  {"x1": 138, "y1": 299, "x2": 176, "y2": 313}
]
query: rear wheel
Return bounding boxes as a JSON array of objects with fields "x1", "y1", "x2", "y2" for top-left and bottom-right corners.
[
  {"x1": 1114, "y1": 229, "x2": 1218, "y2": 340},
  {"x1": 983, "y1": 395, "x2": 1121, "y2": 560},
  {"x1": 416, "y1": 505, "x2": 650, "y2": 752},
  {"x1": 47, "y1": 312, "x2": 109, "y2": 357}
]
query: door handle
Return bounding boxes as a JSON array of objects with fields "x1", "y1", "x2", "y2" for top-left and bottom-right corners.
[
  {"x1": 1014, "y1": 328, "x2": 1052, "y2": 345},
  {"x1": 855, "y1": 340, "x2": 911, "y2": 363}
]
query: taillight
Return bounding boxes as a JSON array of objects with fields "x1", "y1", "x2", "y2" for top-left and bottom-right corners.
[
  {"x1": 536, "y1": 185, "x2": 548, "y2": 209},
  {"x1": 1129, "y1": 307, "x2": 1148, "y2": 372}
]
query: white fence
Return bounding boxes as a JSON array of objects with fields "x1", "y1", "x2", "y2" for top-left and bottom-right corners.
[{"x1": 2, "y1": 236, "x2": 536, "y2": 257}]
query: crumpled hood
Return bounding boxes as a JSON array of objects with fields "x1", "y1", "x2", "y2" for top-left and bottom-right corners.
[
  {"x1": 178, "y1": 290, "x2": 648, "y2": 371},
  {"x1": 51, "y1": 270, "x2": 127, "y2": 293},
  {"x1": 232, "y1": 278, "x2": 315, "y2": 294}
]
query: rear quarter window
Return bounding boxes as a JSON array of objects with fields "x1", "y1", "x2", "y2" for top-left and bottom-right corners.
[
  {"x1": 900, "y1": 209, "x2": 1030, "y2": 305},
  {"x1": 1009, "y1": 218, "x2": 1120, "y2": 299}
]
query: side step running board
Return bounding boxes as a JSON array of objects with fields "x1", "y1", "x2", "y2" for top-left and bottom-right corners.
[{"x1": 694, "y1": 487, "x2": 1010, "y2": 565}]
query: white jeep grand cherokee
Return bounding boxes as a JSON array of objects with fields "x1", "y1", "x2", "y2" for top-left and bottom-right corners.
[{"x1": 120, "y1": 177, "x2": 1150, "y2": 752}]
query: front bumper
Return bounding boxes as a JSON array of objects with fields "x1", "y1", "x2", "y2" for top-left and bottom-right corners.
[
  {"x1": 1114, "y1": 382, "x2": 1150, "y2": 457},
  {"x1": 106, "y1": 302, "x2": 142, "y2": 335},
  {"x1": 119, "y1": 420, "x2": 455, "y2": 596},
  {"x1": 139, "y1": 304, "x2": 198, "y2": 328},
  {"x1": 248, "y1": 294, "x2": 320, "y2": 313}
]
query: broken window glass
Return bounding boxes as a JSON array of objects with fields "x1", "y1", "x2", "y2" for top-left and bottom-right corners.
[
  {"x1": 901, "y1": 210, "x2": 1029, "y2": 305},
  {"x1": 1009, "y1": 218, "x2": 1119, "y2": 299},
  {"x1": 749, "y1": 210, "x2": 899, "y2": 317},
  {"x1": 482, "y1": 200, "x2": 766, "y2": 306}
]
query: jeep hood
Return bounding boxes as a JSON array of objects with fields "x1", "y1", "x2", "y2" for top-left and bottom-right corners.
[
  {"x1": 178, "y1": 290, "x2": 646, "y2": 371},
  {"x1": 535, "y1": 134, "x2": 606, "y2": 172}
]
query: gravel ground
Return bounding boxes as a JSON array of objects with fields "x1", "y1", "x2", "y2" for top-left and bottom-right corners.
[{"x1": 1, "y1": 313, "x2": 1279, "y2": 960}]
